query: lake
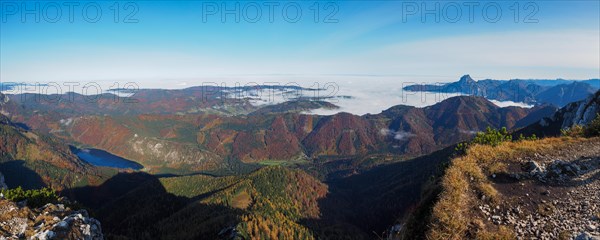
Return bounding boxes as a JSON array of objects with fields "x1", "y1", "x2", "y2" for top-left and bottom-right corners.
[{"x1": 71, "y1": 147, "x2": 144, "y2": 170}]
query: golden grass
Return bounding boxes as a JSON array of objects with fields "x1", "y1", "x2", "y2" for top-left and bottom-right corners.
[
  {"x1": 427, "y1": 137, "x2": 597, "y2": 240},
  {"x1": 475, "y1": 226, "x2": 516, "y2": 240}
]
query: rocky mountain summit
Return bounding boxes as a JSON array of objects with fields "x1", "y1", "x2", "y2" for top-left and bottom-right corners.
[
  {"x1": 0, "y1": 171, "x2": 104, "y2": 240},
  {"x1": 0, "y1": 199, "x2": 104, "y2": 240}
]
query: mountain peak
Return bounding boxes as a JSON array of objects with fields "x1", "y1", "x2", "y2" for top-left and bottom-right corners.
[
  {"x1": 436, "y1": 95, "x2": 493, "y2": 108},
  {"x1": 458, "y1": 74, "x2": 475, "y2": 83}
]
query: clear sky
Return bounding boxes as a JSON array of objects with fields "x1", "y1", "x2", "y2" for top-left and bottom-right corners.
[{"x1": 1, "y1": 0, "x2": 599, "y2": 86}]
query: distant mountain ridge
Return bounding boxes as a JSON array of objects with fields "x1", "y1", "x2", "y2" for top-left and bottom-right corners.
[
  {"x1": 2, "y1": 94, "x2": 555, "y2": 173},
  {"x1": 0, "y1": 85, "x2": 331, "y2": 117},
  {"x1": 403, "y1": 75, "x2": 599, "y2": 107}
]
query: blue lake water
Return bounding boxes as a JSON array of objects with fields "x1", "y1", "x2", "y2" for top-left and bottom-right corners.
[{"x1": 71, "y1": 147, "x2": 143, "y2": 170}]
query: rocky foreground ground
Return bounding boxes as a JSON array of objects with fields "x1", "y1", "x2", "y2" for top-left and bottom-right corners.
[
  {"x1": 481, "y1": 140, "x2": 600, "y2": 240},
  {"x1": 0, "y1": 198, "x2": 103, "y2": 240}
]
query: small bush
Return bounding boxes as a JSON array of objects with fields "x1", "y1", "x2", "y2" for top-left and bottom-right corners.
[
  {"x1": 472, "y1": 127, "x2": 512, "y2": 146},
  {"x1": 561, "y1": 125, "x2": 584, "y2": 137},
  {"x1": 518, "y1": 133, "x2": 538, "y2": 141},
  {"x1": 561, "y1": 113, "x2": 600, "y2": 138},
  {"x1": 454, "y1": 142, "x2": 469, "y2": 155},
  {"x1": 584, "y1": 113, "x2": 600, "y2": 137},
  {"x1": 455, "y1": 127, "x2": 512, "y2": 155},
  {"x1": 1, "y1": 186, "x2": 58, "y2": 208}
]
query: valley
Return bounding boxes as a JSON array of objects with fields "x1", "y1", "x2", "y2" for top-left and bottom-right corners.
[
  {"x1": 2, "y1": 2, "x2": 599, "y2": 238},
  {"x1": 1, "y1": 87, "x2": 558, "y2": 175},
  {"x1": 2, "y1": 85, "x2": 599, "y2": 239}
]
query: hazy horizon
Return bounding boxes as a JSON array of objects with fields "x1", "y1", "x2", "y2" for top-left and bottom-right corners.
[{"x1": 2, "y1": 1, "x2": 599, "y2": 85}]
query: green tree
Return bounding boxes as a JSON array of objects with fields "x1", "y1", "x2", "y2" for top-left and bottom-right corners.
[{"x1": 1, "y1": 186, "x2": 58, "y2": 208}]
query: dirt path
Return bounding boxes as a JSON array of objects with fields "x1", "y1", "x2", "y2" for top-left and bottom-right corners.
[{"x1": 485, "y1": 140, "x2": 600, "y2": 239}]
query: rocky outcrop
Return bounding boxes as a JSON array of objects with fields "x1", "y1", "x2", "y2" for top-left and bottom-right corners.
[
  {"x1": 521, "y1": 159, "x2": 596, "y2": 183},
  {"x1": 0, "y1": 199, "x2": 104, "y2": 239},
  {"x1": 517, "y1": 90, "x2": 600, "y2": 137},
  {"x1": 560, "y1": 91, "x2": 600, "y2": 129},
  {"x1": 0, "y1": 172, "x2": 104, "y2": 239}
]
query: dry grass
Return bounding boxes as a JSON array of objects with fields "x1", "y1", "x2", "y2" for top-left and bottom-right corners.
[
  {"x1": 427, "y1": 137, "x2": 596, "y2": 240},
  {"x1": 475, "y1": 226, "x2": 516, "y2": 240}
]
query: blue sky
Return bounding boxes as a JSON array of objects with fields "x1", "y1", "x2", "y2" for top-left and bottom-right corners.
[{"x1": 1, "y1": 1, "x2": 599, "y2": 86}]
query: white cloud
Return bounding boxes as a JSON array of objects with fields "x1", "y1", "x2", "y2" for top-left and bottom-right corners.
[
  {"x1": 490, "y1": 100, "x2": 533, "y2": 108},
  {"x1": 380, "y1": 128, "x2": 416, "y2": 141},
  {"x1": 59, "y1": 118, "x2": 73, "y2": 126},
  {"x1": 460, "y1": 129, "x2": 479, "y2": 135}
]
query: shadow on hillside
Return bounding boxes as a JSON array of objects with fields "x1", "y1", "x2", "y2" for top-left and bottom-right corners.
[
  {"x1": 65, "y1": 172, "x2": 245, "y2": 240},
  {"x1": 65, "y1": 172, "x2": 158, "y2": 209},
  {"x1": 302, "y1": 147, "x2": 454, "y2": 239},
  {"x1": 0, "y1": 160, "x2": 46, "y2": 189}
]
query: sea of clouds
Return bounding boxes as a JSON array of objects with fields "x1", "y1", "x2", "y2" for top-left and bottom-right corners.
[{"x1": 1, "y1": 75, "x2": 533, "y2": 115}]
